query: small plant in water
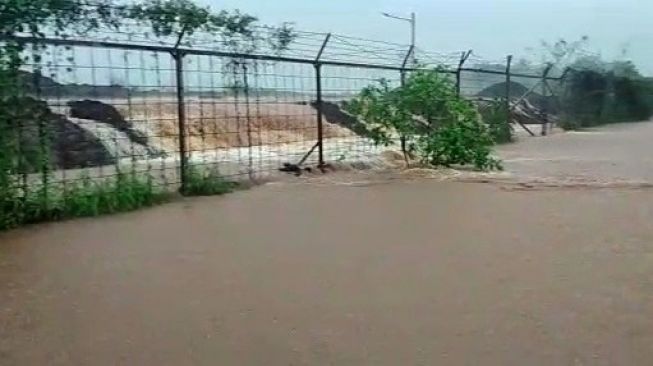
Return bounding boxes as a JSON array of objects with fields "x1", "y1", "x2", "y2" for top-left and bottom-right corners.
[
  {"x1": 61, "y1": 173, "x2": 165, "y2": 217},
  {"x1": 184, "y1": 166, "x2": 237, "y2": 196},
  {"x1": 1, "y1": 172, "x2": 169, "y2": 230},
  {"x1": 480, "y1": 99, "x2": 513, "y2": 144}
]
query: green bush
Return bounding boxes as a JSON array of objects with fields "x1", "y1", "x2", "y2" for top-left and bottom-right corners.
[
  {"x1": 345, "y1": 69, "x2": 502, "y2": 171},
  {"x1": 417, "y1": 112, "x2": 502, "y2": 170}
]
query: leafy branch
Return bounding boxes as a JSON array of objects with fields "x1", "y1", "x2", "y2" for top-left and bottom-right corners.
[{"x1": 126, "y1": 0, "x2": 295, "y2": 54}]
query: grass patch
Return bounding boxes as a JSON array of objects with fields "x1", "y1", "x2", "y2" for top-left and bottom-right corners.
[
  {"x1": 1, "y1": 167, "x2": 240, "y2": 231},
  {"x1": 183, "y1": 166, "x2": 237, "y2": 196},
  {"x1": 58, "y1": 173, "x2": 168, "y2": 218},
  {"x1": 0, "y1": 173, "x2": 171, "y2": 230}
]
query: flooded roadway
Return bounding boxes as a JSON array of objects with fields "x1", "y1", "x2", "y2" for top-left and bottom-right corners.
[
  {"x1": 499, "y1": 121, "x2": 653, "y2": 185},
  {"x1": 1, "y1": 122, "x2": 653, "y2": 365}
]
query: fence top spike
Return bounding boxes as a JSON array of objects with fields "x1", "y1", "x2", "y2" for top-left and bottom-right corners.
[
  {"x1": 458, "y1": 50, "x2": 473, "y2": 68},
  {"x1": 401, "y1": 45, "x2": 415, "y2": 70},
  {"x1": 315, "y1": 33, "x2": 331, "y2": 63}
]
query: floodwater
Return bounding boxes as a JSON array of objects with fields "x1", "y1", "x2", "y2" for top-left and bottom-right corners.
[
  {"x1": 500, "y1": 122, "x2": 653, "y2": 184},
  {"x1": 2, "y1": 122, "x2": 653, "y2": 365}
]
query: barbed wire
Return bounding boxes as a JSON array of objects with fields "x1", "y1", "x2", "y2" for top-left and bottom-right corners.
[{"x1": 5, "y1": 1, "x2": 564, "y2": 78}]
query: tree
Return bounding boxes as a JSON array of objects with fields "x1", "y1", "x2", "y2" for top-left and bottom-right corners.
[
  {"x1": 127, "y1": 0, "x2": 294, "y2": 54},
  {"x1": 0, "y1": 0, "x2": 122, "y2": 93},
  {"x1": 524, "y1": 37, "x2": 653, "y2": 129},
  {"x1": 0, "y1": 0, "x2": 120, "y2": 38},
  {"x1": 539, "y1": 36, "x2": 590, "y2": 67},
  {"x1": 127, "y1": 0, "x2": 255, "y2": 48}
]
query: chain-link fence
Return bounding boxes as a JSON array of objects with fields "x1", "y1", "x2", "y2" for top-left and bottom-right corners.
[{"x1": 1, "y1": 21, "x2": 563, "y2": 227}]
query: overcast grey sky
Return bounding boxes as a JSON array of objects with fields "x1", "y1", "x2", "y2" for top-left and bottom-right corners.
[{"x1": 200, "y1": 0, "x2": 652, "y2": 74}]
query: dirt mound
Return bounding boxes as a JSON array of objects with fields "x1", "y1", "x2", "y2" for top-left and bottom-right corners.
[
  {"x1": 309, "y1": 101, "x2": 371, "y2": 137},
  {"x1": 69, "y1": 100, "x2": 150, "y2": 147},
  {"x1": 8, "y1": 97, "x2": 114, "y2": 171},
  {"x1": 477, "y1": 81, "x2": 529, "y2": 99},
  {"x1": 50, "y1": 117, "x2": 116, "y2": 169},
  {"x1": 69, "y1": 100, "x2": 125, "y2": 125}
]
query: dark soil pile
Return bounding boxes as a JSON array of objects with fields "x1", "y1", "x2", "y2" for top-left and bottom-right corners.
[
  {"x1": 477, "y1": 81, "x2": 529, "y2": 99},
  {"x1": 309, "y1": 100, "x2": 371, "y2": 137},
  {"x1": 5, "y1": 97, "x2": 114, "y2": 171},
  {"x1": 68, "y1": 100, "x2": 149, "y2": 147}
]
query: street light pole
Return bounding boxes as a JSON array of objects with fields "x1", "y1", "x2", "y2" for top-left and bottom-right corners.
[
  {"x1": 382, "y1": 11, "x2": 416, "y2": 64},
  {"x1": 410, "y1": 12, "x2": 416, "y2": 51}
]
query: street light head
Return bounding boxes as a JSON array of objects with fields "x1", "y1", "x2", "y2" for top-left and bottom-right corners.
[
  {"x1": 381, "y1": 11, "x2": 411, "y2": 22},
  {"x1": 380, "y1": 10, "x2": 416, "y2": 50}
]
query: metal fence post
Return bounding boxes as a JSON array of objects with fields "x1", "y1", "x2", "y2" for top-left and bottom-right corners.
[
  {"x1": 456, "y1": 50, "x2": 472, "y2": 97},
  {"x1": 314, "y1": 33, "x2": 331, "y2": 168},
  {"x1": 315, "y1": 64, "x2": 324, "y2": 167},
  {"x1": 33, "y1": 68, "x2": 49, "y2": 208},
  {"x1": 505, "y1": 55, "x2": 513, "y2": 127},
  {"x1": 540, "y1": 64, "x2": 553, "y2": 136},
  {"x1": 550, "y1": 67, "x2": 571, "y2": 130},
  {"x1": 173, "y1": 50, "x2": 188, "y2": 192},
  {"x1": 400, "y1": 45, "x2": 415, "y2": 83},
  {"x1": 399, "y1": 45, "x2": 415, "y2": 164}
]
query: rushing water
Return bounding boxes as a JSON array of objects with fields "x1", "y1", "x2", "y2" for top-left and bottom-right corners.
[{"x1": 67, "y1": 117, "x2": 154, "y2": 160}]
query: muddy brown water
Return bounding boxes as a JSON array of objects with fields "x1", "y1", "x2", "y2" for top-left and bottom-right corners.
[
  {"x1": 499, "y1": 121, "x2": 653, "y2": 184},
  {"x1": 2, "y1": 122, "x2": 653, "y2": 365}
]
